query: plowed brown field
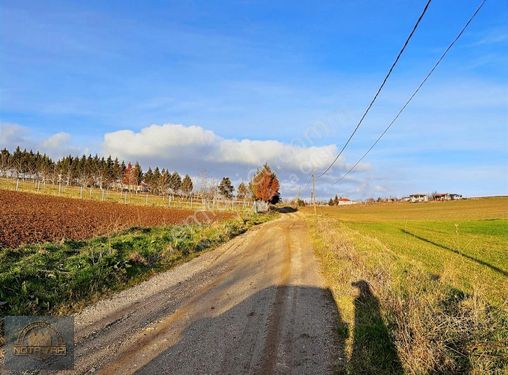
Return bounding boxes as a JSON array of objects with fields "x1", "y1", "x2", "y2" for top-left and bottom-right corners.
[{"x1": 0, "y1": 190, "x2": 233, "y2": 248}]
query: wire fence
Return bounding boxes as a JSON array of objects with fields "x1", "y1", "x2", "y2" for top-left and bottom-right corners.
[{"x1": 0, "y1": 177, "x2": 254, "y2": 212}]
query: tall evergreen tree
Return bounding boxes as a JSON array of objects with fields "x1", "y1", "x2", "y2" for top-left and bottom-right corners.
[
  {"x1": 0, "y1": 148, "x2": 10, "y2": 176},
  {"x1": 151, "y1": 167, "x2": 161, "y2": 194},
  {"x1": 112, "y1": 158, "x2": 122, "y2": 185},
  {"x1": 160, "y1": 169, "x2": 170, "y2": 194},
  {"x1": 218, "y1": 177, "x2": 234, "y2": 199},
  {"x1": 144, "y1": 167, "x2": 154, "y2": 188},
  {"x1": 181, "y1": 174, "x2": 193, "y2": 194},
  {"x1": 237, "y1": 182, "x2": 249, "y2": 199},
  {"x1": 134, "y1": 162, "x2": 143, "y2": 185},
  {"x1": 169, "y1": 171, "x2": 182, "y2": 193}
]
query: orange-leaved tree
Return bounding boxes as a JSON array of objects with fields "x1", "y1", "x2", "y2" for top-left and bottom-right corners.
[{"x1": 250, "y1": 164, "x2": 280, "y2": 204}]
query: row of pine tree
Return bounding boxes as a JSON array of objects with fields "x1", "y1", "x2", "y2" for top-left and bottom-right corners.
[{"x1": 0, "y1": 147, "x2": 279, "y2": 201}]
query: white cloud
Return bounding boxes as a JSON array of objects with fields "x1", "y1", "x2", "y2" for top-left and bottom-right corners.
[
  {"x1": 103, "y1": 123, "x2": 374, "y2": 199},
  {"x1": 0, "y1": 123, "x2": 32, "y2": 149},
  {"x1": 103, "y1": 123, "x2": 351, "y2": 175},
  {"x1": 41, "y1": 132, "x2": 71, "y2": 149},
  {"x1": 104, "y1": 125, "x2": 216, "y2": 155},
  {"x1": 0, "y1": 123, "x2": 82, "y2": 158}
]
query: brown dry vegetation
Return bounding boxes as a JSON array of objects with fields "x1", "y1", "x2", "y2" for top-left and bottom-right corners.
[{"x1": 0, "y1": 189, "x2": 233, "y2": 248}]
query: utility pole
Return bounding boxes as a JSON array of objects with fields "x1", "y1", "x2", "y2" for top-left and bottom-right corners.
[{"x1": 312, "y1": 173, "x2": 316, "y2": 215}]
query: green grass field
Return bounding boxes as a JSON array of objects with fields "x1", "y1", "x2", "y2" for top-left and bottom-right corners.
[
  {"x1": 313, "y1": 198, "x2": 508, "y2": 305},
  {"x1": 304, "y1": 197, "x2": 508, "y2": 373}
]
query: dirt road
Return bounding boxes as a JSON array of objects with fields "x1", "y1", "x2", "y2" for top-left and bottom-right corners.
[{"x1": 64, "y1": 213, "x2": 341, "y2": 374}]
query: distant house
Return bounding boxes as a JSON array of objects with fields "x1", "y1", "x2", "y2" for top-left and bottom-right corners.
[
  {"x1": 330, "y1": 195, "x2": 357, "y2": 206},
  {"x1": 137, "y1": 181, "x2": 150, "y2": 193},
  {"x1": 337, "y1": 197, "x2": 353, "y2": 205},
  {"x1": 433, "y1": 193, "x2": 463, "y2": 201},
  {"x1": 409, "y1": 194, "x2": 428, "y2": 203},
  {"x1": 434, "y1": 193, "x2": 451, "y2": 201}
]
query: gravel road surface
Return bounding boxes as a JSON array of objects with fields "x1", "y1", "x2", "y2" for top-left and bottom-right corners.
[{"x1": 57, "y1": 212, "x2": 341, "y2": 374}]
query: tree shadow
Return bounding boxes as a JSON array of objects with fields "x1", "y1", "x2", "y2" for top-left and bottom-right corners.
[
  {"x1": 131, "y1": 286, "x2": 347, "y2": 375},
  {"x1": 272, "y1": 206, "x2": 298, "y2": 213},
  {"x1": 350, "y1": 280, "x2": 403, "y2": 375}
]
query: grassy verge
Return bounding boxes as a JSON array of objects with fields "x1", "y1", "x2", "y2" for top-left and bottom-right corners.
[
  {"x1": 305, "y1": 200, "x2": 508, "y2": 374},
  {"x1": 0, "y1": 212, "x2": 276, "y2": 318}
]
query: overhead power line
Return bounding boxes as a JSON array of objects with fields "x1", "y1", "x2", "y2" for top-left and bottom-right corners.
[
  {"x1": 336, "y1": 0, "x2": 487, "y2": 185},
  {"x1": 318, "y1": 0, "x2": 432, "y2": 178}
]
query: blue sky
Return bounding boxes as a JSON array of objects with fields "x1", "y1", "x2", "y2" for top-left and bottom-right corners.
[{"x1": 1, "y1": 0, "x2": 507, "y2": 199}]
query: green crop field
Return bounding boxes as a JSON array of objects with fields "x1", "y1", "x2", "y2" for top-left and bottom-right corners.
[
  {"x1": 308, "y1": 197, "x2": 508, "y2": 305},
  {"x1": 315, "y1": 198, "x2": 508, "y2": 305},
  {"x1": 304, "y1": 197, "x2": 508, "y2": 373}
]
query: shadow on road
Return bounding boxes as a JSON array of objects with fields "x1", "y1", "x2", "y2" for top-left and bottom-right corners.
[
  {"x1": 134, "y1": 286, "x2": 347, "y2": 375},
  {"x1": 350, "y1": 280, "x2": 403, "y2": 375},
  {"x1": 128, "y1": 283, "x2": 406, "y2": 374},
  {"x1": 272, "y1": 206, "x2": 298, "y2": 213}
]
